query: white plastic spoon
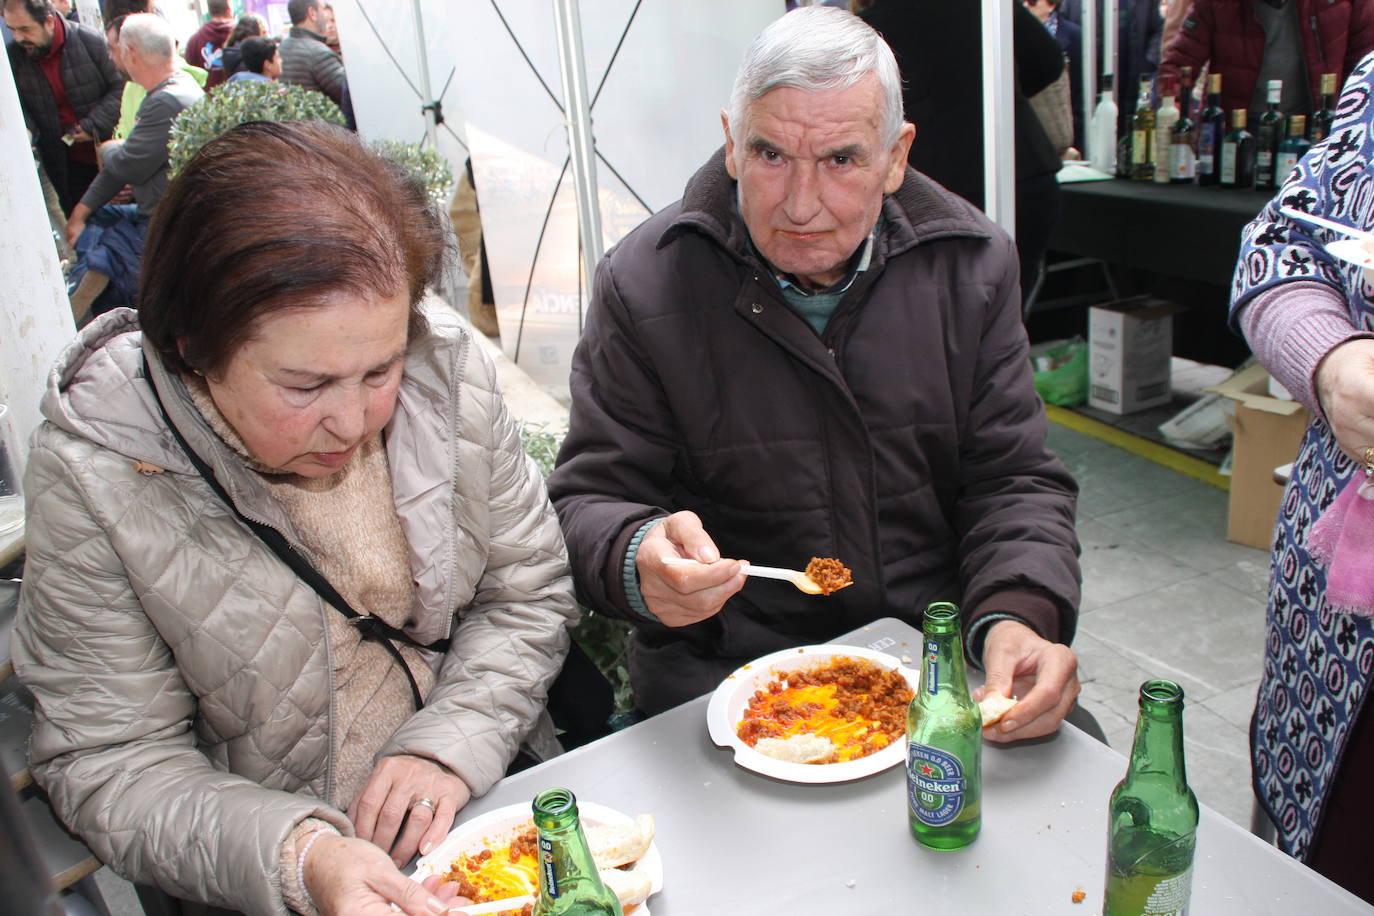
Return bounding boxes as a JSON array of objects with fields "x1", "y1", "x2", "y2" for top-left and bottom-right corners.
[
  {"x1": 661, "y1": 555, "x2": 824, "y2": 594},
  {"x1": 1279, "y1": 205, "x2": 1374, "y2": 246}
]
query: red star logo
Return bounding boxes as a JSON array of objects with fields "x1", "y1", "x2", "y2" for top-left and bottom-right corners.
[{"x1": 919, "y1": 763, "x2": 936, "y2": 776}]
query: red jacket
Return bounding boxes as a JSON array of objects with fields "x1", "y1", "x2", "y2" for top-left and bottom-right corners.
[
  {"x1": 183, "y1": 18, "x2": 232, "y2": 70},
  {"x1": 1161, "y1": 0, "x2": 1374, "y2": 114}
]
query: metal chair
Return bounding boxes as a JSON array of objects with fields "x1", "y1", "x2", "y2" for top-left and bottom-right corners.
[{"x1": 1, "y1": 578, "x2": 114, "y2": 915}]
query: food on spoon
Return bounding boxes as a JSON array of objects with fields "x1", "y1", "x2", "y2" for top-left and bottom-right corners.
[
  {"x1": 804, "y1": 557, "x2": 854, "y2": 595},
  {"x1": 978, "y1": 692, "x2": 1018, "y2": 728},
  {"x1": 754, "y1": 733, "x2": 837, "y2": 764},
  {"x1": 737, "y1": 655, "x2": 912, "y2": 762},
  {"x1": 441, "y1": 812, "x2": 655, "y2": 912}
]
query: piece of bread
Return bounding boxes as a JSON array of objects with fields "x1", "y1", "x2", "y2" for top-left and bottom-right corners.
[
  {"x1": 587, "y1": 813, "x2": 655, "y2": 869},
  {"x1": 599, "y1": 865, "x2": 653, "y2": 906},
  {"x1": 753, "y1": 733, "x2": 837, "y2": 764},
  {"x1": 978, "y1": 692, "x2": 1018, "y2": 728}
]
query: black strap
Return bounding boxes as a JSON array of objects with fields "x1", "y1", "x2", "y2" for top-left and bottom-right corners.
[{"x1": 141, "y1": 353, "x2": 448, "y2": 709}]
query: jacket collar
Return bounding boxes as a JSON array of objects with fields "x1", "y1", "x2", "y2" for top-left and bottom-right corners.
[
  {"x1": 656, "y1": 146, "x2": 991, "y2": 266},
  {"x1": 289, "y1": 26, "x2": 328, "y2": 44},
  {"x1": 44, "y1": 11, "x2": 66, "y2": 60}
]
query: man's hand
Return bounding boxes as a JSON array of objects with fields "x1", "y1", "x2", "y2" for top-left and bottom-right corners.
[
  {"x1": 69, "y1": 124, "x2": 93, "y2": 143},
  {"x1": 636, "y1": 511, "x2": 745, "y2": 627},
  {"x1": 1315, "y1": 338, "x2": 1374, "y2": 465},
  {"x1": 303, "y1": 833, "x2": 469, "y2": 915},
  {"x1": 348, "y1": 754, "x2": 471, "y2": 867},
  {"x1": 972, "y1": 619, "x2": 1079, "y2": 743},
  {"x1": 65, "y1": 202, "x2": 92, "y2": 248}
]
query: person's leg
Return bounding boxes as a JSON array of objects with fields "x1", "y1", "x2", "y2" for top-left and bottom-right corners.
[
  {"x1": 60, "y1": 160, "x2": 100, "y2": 217},
  {"x1": 34, "y1": 157, "x2": 75, "y2": 262},
  {"x1": 1303, "y1": 689, "x2": 1374, "y2": 904},
  {"x1": 68, "y1": 207, "x2": 146, "y2": 322},
  {"x1": 1014, "y1": 173, "x2": 1063, "y2": 311},
  {"x1": 68, "y1": 270, "x2": 109, "y2": 325}
]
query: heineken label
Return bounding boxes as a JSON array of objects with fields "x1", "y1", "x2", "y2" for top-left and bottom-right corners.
[
  {"x1": 539, "y1": 836, "x2": 559, "y2": 897},
  {"x1": 925, "y1": 640, "x2": 938, "y2": 695},
  {"x1": 908, "y1": 742, "x2": 967, "y2": 826}
]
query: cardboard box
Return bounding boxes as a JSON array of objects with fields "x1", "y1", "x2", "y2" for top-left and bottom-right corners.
[
  {"x1": 1210, "y1": 363, "x2": 1310, "y2": 550},
  {"x1": 1088, "y1": 297, "x2": 1184, "y2": 414}
]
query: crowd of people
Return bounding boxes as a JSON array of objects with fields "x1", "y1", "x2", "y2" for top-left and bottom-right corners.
[
  {"x1": 7, "y1": 0, "x2": 1374, "y2": 913},
  {"x1": 5, "y1": 0, "x2": 352, "y2": 323}
]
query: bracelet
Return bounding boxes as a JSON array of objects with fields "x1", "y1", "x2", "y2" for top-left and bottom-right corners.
[{"x1": 297, "y1": 828, "x2": 336, "y2": 915}]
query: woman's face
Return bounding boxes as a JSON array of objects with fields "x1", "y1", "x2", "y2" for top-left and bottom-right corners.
[{"x1": 204, "y1": 290, "x2": 410, "y2": 478}]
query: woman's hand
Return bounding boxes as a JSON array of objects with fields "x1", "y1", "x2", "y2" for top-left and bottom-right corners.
[
  {"x1": 304, "y1": 833, "x2": 471, "y2": 915},
  {"x1": 1316, "y1": 338, "x2": 1374, "y2": 465},
  {"x1": 348, "y1": 754, "x2": 471, "y2": 867}
]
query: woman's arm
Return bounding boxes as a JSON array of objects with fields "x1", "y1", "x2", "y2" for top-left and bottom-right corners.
[
  {"x1": 13, "y1": 433, "x2": 351, "y2": 915},
  {"x1": 379, "y1": 345, "x2": 577, "y2": 794}
]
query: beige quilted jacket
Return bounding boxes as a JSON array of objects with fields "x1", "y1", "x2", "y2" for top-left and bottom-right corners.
[{"x1": 13, "y1": 307, "x2": 576, "y2": 914}]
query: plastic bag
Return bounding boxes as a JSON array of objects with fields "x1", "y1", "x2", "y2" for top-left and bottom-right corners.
[{"x1": 1030, "y1": 338, "x2": 1089, "y2": 407}]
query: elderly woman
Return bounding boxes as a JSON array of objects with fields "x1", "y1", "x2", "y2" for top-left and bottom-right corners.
[
  {"x1": 13, "y1": 121, "x2": 576, "y2": 914},
  {"x1": 1231, "y1": 53, "x2": 1374, "y2": 904}
]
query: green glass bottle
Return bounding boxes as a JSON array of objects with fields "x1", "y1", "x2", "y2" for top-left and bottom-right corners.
[
  {"x1": 1130, "y1": 76, "x2": 1156, "y2": 181},
  {"x1": 1254, "y1": 79, "x2": 1285, "y2": 190},
  {"x1": 1309, "y1": 73, "x2": 1338, "y2": 142},
  {"x1": 532, "y1": 788, "x2": 623, "y2": 916},
  {"x1": 906, "y1": 602, "x2": 981, "y2": 849},
  {"x1": 1102, "y1": 680, "x2": 1199, "y2": 916}
]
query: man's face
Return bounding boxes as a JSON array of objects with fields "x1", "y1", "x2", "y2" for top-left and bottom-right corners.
[
  {"x1": 723, "y1": 75, "x2": 913, "y2": 290},
  {"x1": 105, "y1": 27, "x2": 126, "y2": 76},
  {"x1": 4, "y1": 6, "x2": 57, "y2": 58},
  {"x1": 1023, "y1": 0, "x2": 1056, "y2": 23}
]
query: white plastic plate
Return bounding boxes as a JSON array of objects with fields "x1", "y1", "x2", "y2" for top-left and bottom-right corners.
[
  {"x1": 411, "y1": 800, "x2": 663, "y2": 913},
  {"x1": 705, "y1": 644, "x2": 917, "y2": 784}
]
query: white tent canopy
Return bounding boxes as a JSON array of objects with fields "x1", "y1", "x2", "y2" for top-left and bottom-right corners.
[{"x1": 335, "y1": 1, "x2": 1017, "y2": 400}]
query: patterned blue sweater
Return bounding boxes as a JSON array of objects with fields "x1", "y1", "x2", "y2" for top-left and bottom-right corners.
[{"x1": 1230, "y1": 51, "x2": 1374, "y2": 858}]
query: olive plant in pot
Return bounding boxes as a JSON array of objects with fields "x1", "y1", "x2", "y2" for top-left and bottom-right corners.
[{"x1": 167, "y1": 82, "x2": 454, "y2": 203}]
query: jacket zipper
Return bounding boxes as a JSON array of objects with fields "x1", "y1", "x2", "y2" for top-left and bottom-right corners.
[
  {"x1": 745, "y1": 273, "x2": 886, "y2": 604},
  {"x1": 1311, "y1": 14, "x2": 1327, "y2": 68}
]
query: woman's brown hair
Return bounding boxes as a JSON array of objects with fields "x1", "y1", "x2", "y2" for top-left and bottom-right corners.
[{"x1": 139, "y1": 120, "x2": 449, "y2": 377}]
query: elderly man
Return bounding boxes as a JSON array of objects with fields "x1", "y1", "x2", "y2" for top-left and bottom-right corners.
[
  {"x1": 4, "y1": 0, "x2": 123, "y2": 214},
  {"x1": 549, "y1": 6, "x2": 1082, "y2": 733},
  {"x1": 64, "y1": 13, "x2": 201, "y2": 321},
  {"x1": 279, "y1": 0, "x2": 344, "y2": 105}
]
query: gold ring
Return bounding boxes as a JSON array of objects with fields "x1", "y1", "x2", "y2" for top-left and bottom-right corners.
[
  {"x1": 412, "y1": 797, "x2": 436, "y2": 812},
  {"x1": 1364, "y1": 446, "x2": 1374, "y2": 475}
]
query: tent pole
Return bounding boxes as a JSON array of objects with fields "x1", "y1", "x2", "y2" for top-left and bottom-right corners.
[
  {"x1": 553, "y1": 0, "x2": 604, "y2": 295},
  {"x1": 410, "y1": 0, "x2": 438, "y2": 148},
  {"x1": 981, "y1": 0, "x2": 1015, "y2": 237}
]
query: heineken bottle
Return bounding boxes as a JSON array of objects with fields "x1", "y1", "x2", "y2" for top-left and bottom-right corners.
[
  {"x1": 1102, "y1": 680, "x2": 1199, "y2": 916},
  {"x1": 532, "y1": 788, "x2": 623, "y2": 915},
  {"x1": 906, "y1": 601, "x2": 981, "y2": 849}
]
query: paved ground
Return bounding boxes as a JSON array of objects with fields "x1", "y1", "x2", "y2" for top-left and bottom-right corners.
[{"x1": 1052, "y1": 421, "x2": 1267, "y2": 831}]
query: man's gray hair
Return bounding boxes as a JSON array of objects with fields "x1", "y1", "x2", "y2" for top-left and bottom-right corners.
[
  {"x1": 118, "y1": 12, "x2": 174, "y2": 61},
  {"x1": 728, "y1": 6, "x2": 904, "y2": 147}
]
